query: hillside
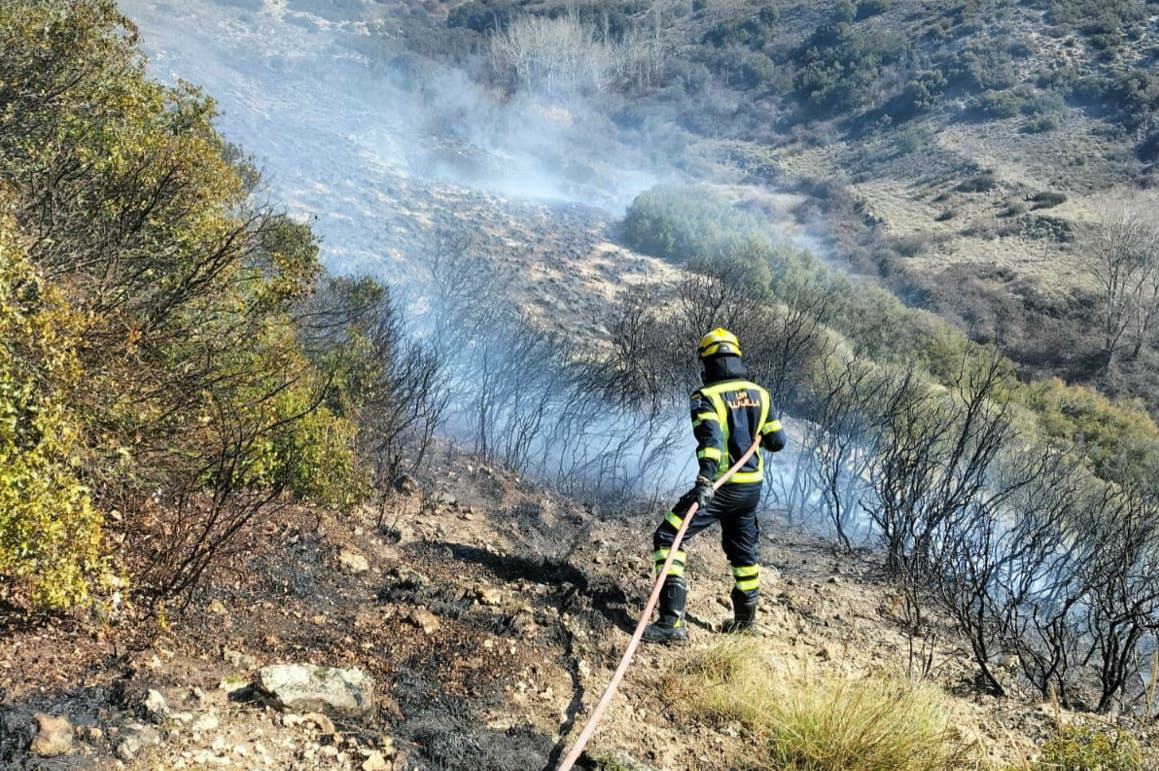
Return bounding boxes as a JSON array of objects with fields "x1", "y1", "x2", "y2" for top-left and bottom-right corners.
[
  {"x1": 0, "y1": 445, "x2": 1099, "y2": 770},
  {"x1": 4, "y1": 0, "x2": 1159, "y2": 770}
]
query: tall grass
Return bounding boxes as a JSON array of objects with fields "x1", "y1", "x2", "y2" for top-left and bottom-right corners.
[{"x1": 671, "y1": 639, "x2": 983, "y2": 771}]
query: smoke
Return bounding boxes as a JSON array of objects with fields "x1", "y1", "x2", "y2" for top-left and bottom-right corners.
[
  {"x1": 116, "y1": 0, "x2": 802, "y2": 508},
  {"x1": 118, "y1": 0, "x2": 665, "y2": 274}
]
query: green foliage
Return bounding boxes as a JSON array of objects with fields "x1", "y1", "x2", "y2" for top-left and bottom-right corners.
[
  {"x1": 1031, "y1": 191, "x2": 1068, "y2": 208},
  {"x1": 956, "y1": 172, "x2": 999, "y2": 193},
  {"x1": 903, "y1": 69, "x2": 948, "y2": 113},
  {"x1": 949, "y1": 37, "x2": 1019, "y2": 92},
  {"x1": 793, "y1": 18, "x2": 909, "y2": 115},
  {"x1": 972, "y1": 89, "x2": 1024, "y2": 119},
  {"x1": 856, "y1": 0, "x2": 892, "y2": 19},
  {"x1": 0, "y1": 0, "x2": 372, "y2": 607},
  {"x1": 701, "y1": 5, "x2": 779, "y2": 51},
  {"x1": 0, "y1": 215, "x2": 104, "y2": 609},
  {"x1": 622, "y1": 184, "x2": 782, "y2": 292},
  {"x1": 447, "y1": 0, "x2": 515, "y2": 33},
  {"x1": 1018, "y1": 378, "x2": 1159, "y2": 478},
  {"x1": 1022, "y1": 112, "x2": 1062, "y2": 133},
  {"x1": 1033, "y1": 725, "x2": 1143, "y2": 771}
]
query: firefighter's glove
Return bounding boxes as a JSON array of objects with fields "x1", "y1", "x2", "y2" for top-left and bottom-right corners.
[{"x1": 694, "y1": 475, "x2": 715, "y2": 511}]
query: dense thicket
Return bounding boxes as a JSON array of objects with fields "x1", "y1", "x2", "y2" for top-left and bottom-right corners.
[{"x1": 0, "y1": 0, "x2": 439, "y2": 610}]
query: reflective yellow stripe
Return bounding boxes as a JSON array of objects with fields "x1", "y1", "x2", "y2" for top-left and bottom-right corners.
[
  {"x1": 733, "y1": 564, "x2": 760, "y2": 591},
  {"x1": 697, "y1": 447, "x2": 722, "y2": 461},
  {"x1": 726, "y1": 470, "x2": 764, "y2": 484},
  {"x1": 709, "y1": 391, "x2": 728, "y2": 445},
  {"x1": 653, "y1": 548, "x2": 686, "y2": 577},
  {"x1": 653, "y1": 548, "x2": 686, "y2": 563},
  {"x1": 762, "y1": 419, "x2": 782, "y2": 434},
  {"x1": 701, "y1": 386, "x2": 731, "y2": 479},
  {"x1": 665, "y1": 511, "x2": 684, "y2": 529},
  {"x1": 691, "y1": 412, "x2": 718, "y2": 428}
]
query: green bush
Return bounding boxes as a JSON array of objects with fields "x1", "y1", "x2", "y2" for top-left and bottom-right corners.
[
  {"x1": 856, "y1": 0, "x2": 891, "y2": 19},
  {"x1": 1033, "y1": 725, "x2": 1143, "y2": 771},
  {"x1": 972, "y1": 89, "x2": 1024, "y2": 118},
  {"x1": 0, "y1": 0, "x2": 374, "y2": 607},
  {"x1": 1022, "y1": 112, "x2": 1062, "y2": 133},
  {"x1": 1030, "y1": 191, "x2": 1068, "y2": 209},
  {"x1": 792, "y1": 20, "x2": 909, "y2": 115},
  {"x1": 0, "y1": 217, "x2": 105, "y2": 609},
  {"x1": 903, "y1": 69, "x2": 948, "y2": 113}
]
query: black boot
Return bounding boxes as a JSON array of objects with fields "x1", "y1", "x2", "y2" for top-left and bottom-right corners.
[
  {"x1": 721, "y1": 588, "x2": 758, "y2": 633},
  {"x1": 643, "y1": 576, "x2": 687, "y2": 644}
]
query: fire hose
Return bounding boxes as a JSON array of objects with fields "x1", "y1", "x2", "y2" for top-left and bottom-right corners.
[{"x1": 555, "y1": 436, "x2": 764, "y2": 771}]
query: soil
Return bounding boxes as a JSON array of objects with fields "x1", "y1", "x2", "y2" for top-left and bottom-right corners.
[{"x1": 0, "y1": 438, "x2": 1110, "y2": 771}]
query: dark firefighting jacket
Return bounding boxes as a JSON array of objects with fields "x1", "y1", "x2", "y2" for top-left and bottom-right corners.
[{"x1": 691, "y1": 356, "x2": 785, "y2": 485}]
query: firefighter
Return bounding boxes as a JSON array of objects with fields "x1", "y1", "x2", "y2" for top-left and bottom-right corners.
[{"x1": 642, "y1": 328, "x2": 787, "y2": 644}]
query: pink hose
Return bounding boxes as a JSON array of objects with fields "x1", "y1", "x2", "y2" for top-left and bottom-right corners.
[{"x1": 555, "y1": 436, "x2": 764, "y2": 771}]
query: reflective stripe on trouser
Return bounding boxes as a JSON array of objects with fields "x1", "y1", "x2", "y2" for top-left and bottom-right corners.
[
  {"x1": 653, "y1": 547, "x2": 686, "y2": 578},
  {"x1": 652, "y1": 481, "x2": 762, "y2": 585},
  {"x1": 732, "y1": 563, "x2": 759, "y2": 593}
]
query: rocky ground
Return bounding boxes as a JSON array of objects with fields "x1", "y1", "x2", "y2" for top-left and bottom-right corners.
[{"x1": 0, "y1": 435, "x2": 1115, "y2": 771}]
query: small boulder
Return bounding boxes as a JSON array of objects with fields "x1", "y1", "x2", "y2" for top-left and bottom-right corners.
[
  {"x1": 339, "y1": 549, "x2": 371, "y2": 574},
  {"x1": 116, "y1": 723, "x2": 161, "y2": 761},
  {"x1": 476, "y1": 586, "x2": 502, "y2": 607},
  {"x1": 143, "y1": 689, "x2": 169, "y2": 722},
  {"x1": 407, "y1": 607, "x2": 440, "y2": 635},
  {"x1": 255, "y1": 664, "x2": 375, "y2": 716},
  {"x1": 362, "y1": 750, "x2": 390, "y2": 771},
  {"x1": 301, "y1": 712, "x2": 335, "y2": 735},
  {"x1": 29, "y1": 713, "x2": 73, "y2": 757},
  {"x1": 190, "y1": 712, "x2": 219, "y2": 733}
]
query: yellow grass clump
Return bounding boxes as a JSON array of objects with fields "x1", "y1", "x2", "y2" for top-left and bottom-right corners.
[{"x1": 671, "y1": 638, "x2": 984, "y2": 771}]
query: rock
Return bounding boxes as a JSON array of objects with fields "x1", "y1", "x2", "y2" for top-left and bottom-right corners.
[
  {"x1": 255, "y1": 664, "x2": 375, "y2": 716},
  {"x1": 207, "y1": 599, "x2": 229, "y2": 616},
  {"x1": 219, "y1": 674, "x2": 249, "y2": 695},
  {"x1": 362, "y1": 750, "x2": 390, "y2": 771},
  {"x1": 477, "y1": 586, "x2": 502, "y2": 606},
  {"x1": 191, "y1": 712, "x2": 219, "y2": 733},
  {"x1": 301, "y1": 712, "x2": 335, "y2": 735},
  {"x1": 407, "y1": 607, "x2": 440, "y2": 634},
  {"x1": 29, "y1": 713, "x2": 73, "y2": 757},
  {"x1": 222, "y1": 647, "x2": 258, "y2": 669},
  {"x1": 379, "y1": 695, "x2": 403, "y2": 721},
  {"x1": 144, "y1": 689, "x2": 169, "y2": 722},
  {"x1": 339, "y1": 549, "x2": 371, "y2": 573},
  {"x1": 116, "y1": 724, "x2": 161, "y2": 761}
]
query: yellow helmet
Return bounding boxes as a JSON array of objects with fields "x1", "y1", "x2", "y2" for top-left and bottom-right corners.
[{"x1": 697, "y1": 328, "x2": 742, "y2": 359}]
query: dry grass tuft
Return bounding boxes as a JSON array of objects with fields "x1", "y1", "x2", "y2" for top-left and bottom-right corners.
[{"x1": 672, "y1": 638, "x2": 984, "y2": 771}]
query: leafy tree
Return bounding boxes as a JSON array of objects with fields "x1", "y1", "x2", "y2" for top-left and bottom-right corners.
[{"x1": 0, "y1": 0, "x2": 379, "y2": 608}]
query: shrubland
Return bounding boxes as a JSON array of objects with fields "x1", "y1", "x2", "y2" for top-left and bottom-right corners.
[{"x1": 0, "y1": 0, "x2": 444, "y2": 611}]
